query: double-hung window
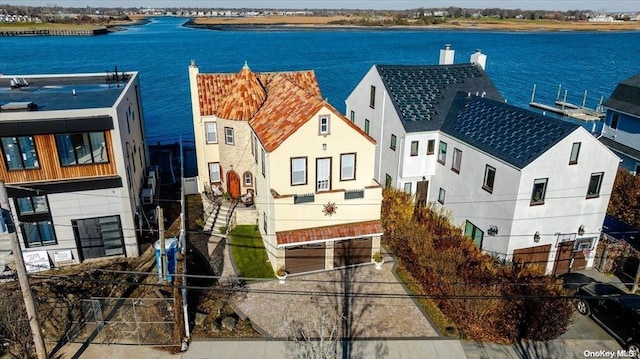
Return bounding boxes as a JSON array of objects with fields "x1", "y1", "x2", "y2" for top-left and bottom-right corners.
[
  {"x1": 205, "y1": 122, "x2": 218, "y2": 144},
  {"x1": 340, "y1": 153, "x2": 356, "y2": 181},
  {"x1": 319, "y1": 115, "x2": 330, "y2": 135},
  {"x1": 55, "y1": 132, "x2": 108, "y2": 165},
  {"x1": 437, "y1": 141, "x2": 447, "y2": 165},
  {"x1": 1, "y1": 136, "x2": 39, "y2": 170},
  {"x1": 452, "y1": 148, "x2": 462, "y2": 173},
  {"x1": 291, "y1": 157, "x2": 307, "y2": 185},
  {"x1": 483, "y1": 165, "x2": 496, "y2": 193},
  {"x1": 390, "y1": 135, "x2": 397, "y2": 150},
  {"x1": 244, "y1": 172, "x2": 253, "y2": 186},
  {"x1": 224, "y1": 127, "x2": 234, "y2": 145},
  {"x1": 530, "y1": 178, "x2": 548, "y2": 205},
  {"x1": 586, "y1": 172, "x2": 604, "y2": 198},
  {"x1": 208, "y1": 162, "x2": 221, "y2": 183}
]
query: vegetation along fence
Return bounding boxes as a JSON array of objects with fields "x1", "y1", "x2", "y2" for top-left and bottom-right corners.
[{"x1": 594, "y1": 233, "x2": 640, "y2": 292}]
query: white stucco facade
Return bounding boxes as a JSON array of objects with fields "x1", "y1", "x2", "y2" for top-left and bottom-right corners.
[
  {"x1": 432, "y1": 127, "x2": 619, "y2": 273},
  {"x1": 253, "y1": 105, "x2": 383, "y2": 272}
]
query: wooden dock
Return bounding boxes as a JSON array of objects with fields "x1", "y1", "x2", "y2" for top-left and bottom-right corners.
[
  {"x1": 528, "y1": 84, "x2": 605, "y2": 122},
  {"x1": 0, "y1": 28, "x2": 109, "y2": 36}
]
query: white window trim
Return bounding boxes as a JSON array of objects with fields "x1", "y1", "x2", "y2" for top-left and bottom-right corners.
[
  {"x1": 291, "y1": 157, "x2": 307, "y2": 185},
  {"x1": 225, "y1": 127, "x2": 234, "y2": 145},
  {"x1": 205, "y1": 122, "x2": 218, "y2": 144},
  {"x1": 209, "y1": 162, "x2": 221, "y2": 183},
  {"x1": 340, "y1": 153, "x2": 356, "y2": 181},
  {"x1": 319, "y1": 115, "x2": 330, "y2": 135}
]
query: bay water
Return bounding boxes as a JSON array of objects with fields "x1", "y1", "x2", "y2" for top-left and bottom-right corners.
[{"x1": 1, "y1": 16, "x2": 639, "y2": 144}]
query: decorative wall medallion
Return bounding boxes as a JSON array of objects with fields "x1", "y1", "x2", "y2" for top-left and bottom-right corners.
[{"x1": 322, "y1": 201, "x2": 337, "y2": 216}]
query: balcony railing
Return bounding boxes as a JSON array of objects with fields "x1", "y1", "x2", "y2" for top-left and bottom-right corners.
[
  {"x1": 344, "y1": 189, "x2": 364, "y2": 200},
  {"x1": 293, "y1": 193, "x2": 315, "y2": 204}
]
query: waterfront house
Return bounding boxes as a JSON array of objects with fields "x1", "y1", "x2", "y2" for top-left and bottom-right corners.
[
  {"x1": 599, "y1": 73, "x2": 640, "y2": 174},
  {"x1": 345, "y1": 47, "x2": 620, "y2": 274},
  {"x1": 0, "y1": 71, "x2": 149, "y2": 269},
  {"x1": 188, "y1": 61, "x2": 383, "y2": 274}
]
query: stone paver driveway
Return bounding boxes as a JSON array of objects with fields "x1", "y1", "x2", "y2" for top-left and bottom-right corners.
[{"x1": 232, "y1": 261, "x2": 439, "y2": 339}]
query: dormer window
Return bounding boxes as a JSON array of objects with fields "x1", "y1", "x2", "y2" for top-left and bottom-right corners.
[{"x1": 319, "y1": 115, "x2": 330, "y2": 135}]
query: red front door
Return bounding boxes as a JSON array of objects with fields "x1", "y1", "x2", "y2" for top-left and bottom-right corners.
[{"x1": 227, "y1": 171, "x2": 241, "y2": 199}]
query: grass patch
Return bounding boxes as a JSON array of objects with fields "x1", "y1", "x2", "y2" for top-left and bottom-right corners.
[
  {"x1": 395, "y1": 263, "x2": 458, "y2": 338},
  {"x1": 228, "y1": 225, "x2": 275, "y2": 280}
]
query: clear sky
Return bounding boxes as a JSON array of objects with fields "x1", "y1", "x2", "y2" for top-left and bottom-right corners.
[{"x1": 3, "y1": 0, "x2": 638, "y2": 12}]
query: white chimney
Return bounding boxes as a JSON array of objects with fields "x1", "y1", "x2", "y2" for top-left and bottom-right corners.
[
  {"x1": 439, "y1": 44, "x2": 455, "y2": 65},
  {"x1": 470, "y1": 49, "x2": 487, "y2": 70}
]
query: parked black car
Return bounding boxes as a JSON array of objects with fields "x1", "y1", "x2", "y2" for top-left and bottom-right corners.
[{"x1": 576, "y1": 283, "x2": 640, "y2": 355}]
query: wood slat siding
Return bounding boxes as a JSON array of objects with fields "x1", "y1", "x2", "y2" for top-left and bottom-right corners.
[{"x1": 0, "y1": 132, "x2": 117, "y2": 184}]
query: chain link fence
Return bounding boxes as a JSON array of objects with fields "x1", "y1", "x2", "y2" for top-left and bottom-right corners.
[{"x1": 59, "y1": 297, "x2": 177, "y2": 346}]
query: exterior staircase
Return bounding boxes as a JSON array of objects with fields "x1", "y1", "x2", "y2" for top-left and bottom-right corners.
[{"x1": 203, "y1": 200, "x2": 238, "y2": 237}]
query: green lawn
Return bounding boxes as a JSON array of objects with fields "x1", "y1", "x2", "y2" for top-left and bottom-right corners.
[{"x1": 228, "y1": 225, "x2": 275, "y2": 279}]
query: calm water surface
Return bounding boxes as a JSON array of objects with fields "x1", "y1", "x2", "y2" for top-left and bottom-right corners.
[{"x1": 1, "y1": 17, "x2": 639, "y2": 143}]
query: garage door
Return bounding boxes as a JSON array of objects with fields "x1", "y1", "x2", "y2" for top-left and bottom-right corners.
[
  {"x1": 333, "y1": 237, "x2": 372, "y2": 268},
  {"x1": 285, "y1": 243, "x2": 326, "y2": 274},
  {"x1": 513, "y1": 244, "x2": 551, "y2": 272}
]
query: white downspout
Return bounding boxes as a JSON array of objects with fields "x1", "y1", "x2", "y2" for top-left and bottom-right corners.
[
  {"x1": 396, "y1": 136, "x2": 404, "y2": 187},
  {"x1": 377, "y1": 89, "x2": 386, "y2": 182}
]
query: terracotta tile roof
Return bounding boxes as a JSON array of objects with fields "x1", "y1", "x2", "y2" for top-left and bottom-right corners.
[
  {"x1": 276, "y1": 220, "x2": 382, "y2": 246},
  {"x1": 195, "y1": 64, "x2": 321, "y2": 121},
  {"x1": 250, "y1": 75, "x2": 327, "y2": 152},
  {"x1": 196, "y1": 63, "x2": 375, "y2": 150}
]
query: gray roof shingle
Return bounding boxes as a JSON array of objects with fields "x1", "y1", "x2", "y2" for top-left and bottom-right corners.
[
  {"x1": 599, "y1": 136, "x2": 640, "y2": 161},
  {"x1": 441, "y1": 92, "x2": 580, "y2": 169},
  {"x1": 603, "y1": 74, "x2": 640, "y2": 117},
  {"x1": 376, "y1": 63, "x2": 503, "y2": 133}
]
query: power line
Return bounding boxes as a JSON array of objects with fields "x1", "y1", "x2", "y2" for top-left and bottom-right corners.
[{"x1": 28, "y1": 271, "x2": 604, "y2": 301}]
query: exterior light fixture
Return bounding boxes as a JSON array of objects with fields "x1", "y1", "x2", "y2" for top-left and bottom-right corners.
[
  {"x1": 533, "y1": 231, "x2": 541, "y2": 243},
  {"x1": 578, "y1": 225, "x2": 585, "y2": 236}
]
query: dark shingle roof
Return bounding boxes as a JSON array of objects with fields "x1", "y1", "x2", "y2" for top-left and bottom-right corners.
[
  {"x1": 603, "y1": 74, "x2": 640, "y2": 117},
  {"x1": 599, "y1": 136, "x2": 640, "y2": 161},
  {"x1": 441, "y1": 93, "x2": 579, "y2": 169},
  {"x1": 376, "y1": 63, "x2": 503, "y2": 133}
]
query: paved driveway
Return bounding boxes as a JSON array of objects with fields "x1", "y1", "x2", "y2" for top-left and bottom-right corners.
[{"x1": 232, "y1": 261, "x2": 439, "y2": 339}]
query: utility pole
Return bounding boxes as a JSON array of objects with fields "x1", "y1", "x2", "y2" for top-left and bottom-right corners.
[
  {"x1": 157, "y1": 206, "x2": 167, "y2": 282},
  {"x1": 0, "y1": 181, "x2": 47, "y2": 359}
]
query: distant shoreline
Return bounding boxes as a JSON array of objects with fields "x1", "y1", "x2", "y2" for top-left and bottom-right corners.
[
  {"x1": 183, "y1": 21, "x2": 640, "y2": 33},
  {"x1": 1, "y1": 16, "x2": 639, "y2": 35},
  {"x1": 185, "y1": 15, "x2": 640, "y2": 32}
]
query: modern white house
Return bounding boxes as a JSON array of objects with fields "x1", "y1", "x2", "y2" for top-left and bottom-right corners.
[
  {"x1": 0, "y1": 70, "x2": 149, "y2": 270},
  {"x1": 345, "y1": 46, "x2": 502, "y2": 205},
  {"x1": 436, "y1": 93, "x2": 620, "y2": 274},
  {"x1": 345, "y1": 46, "x2": 620, "y2": 274},
  {"x1": 189, "y1": 62, "x2": 383, "y2": 274},
  {"x1": 599, "y1": 73, "x2": 640, "y2": 175}
]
